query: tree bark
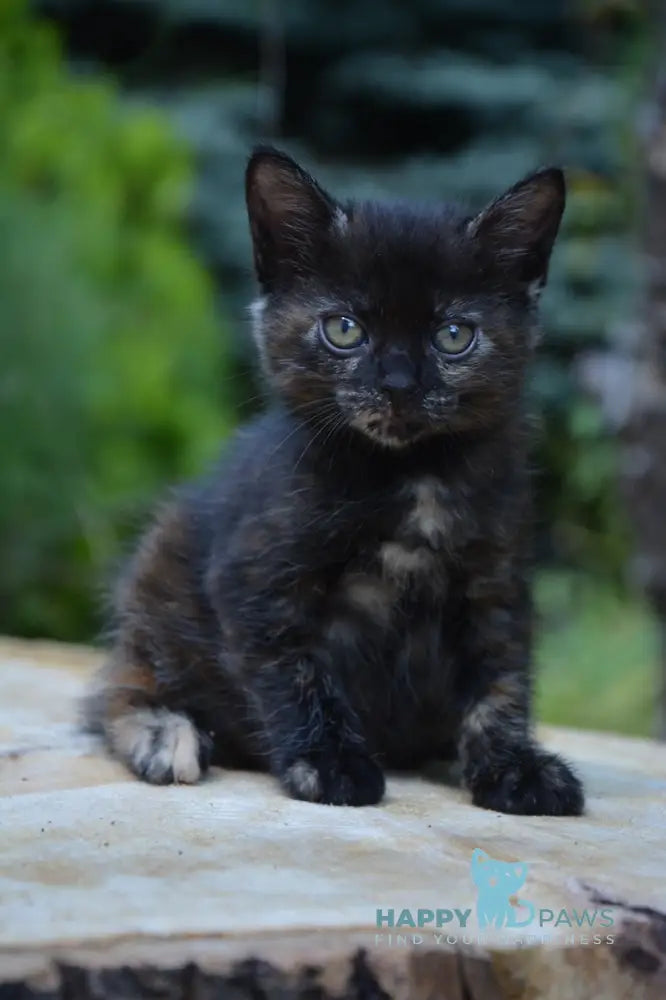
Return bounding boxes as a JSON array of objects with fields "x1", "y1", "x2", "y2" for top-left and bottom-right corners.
[
  {"x1": 582, "y1": 8, "x2": 666, "y2": 739},
  {"x1": 624, "y1": 16, "x2": 666, "y2": 738}
]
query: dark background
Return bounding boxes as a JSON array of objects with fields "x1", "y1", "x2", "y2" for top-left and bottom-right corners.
[{"x1": 1, "y1": 0, "x2": 659, "y2": 735}]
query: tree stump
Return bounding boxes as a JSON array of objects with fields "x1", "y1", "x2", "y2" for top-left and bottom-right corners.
[{"x1": 0, "y1": 638, "x2": 665, "y2": 999}]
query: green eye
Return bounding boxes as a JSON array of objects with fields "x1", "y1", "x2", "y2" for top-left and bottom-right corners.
[
  {"x1": 320, "y1": 315, "x2": 366, "y2": 352},
  {"x1": 433, "y1": 322, "x2": 477, "y2": 356}
]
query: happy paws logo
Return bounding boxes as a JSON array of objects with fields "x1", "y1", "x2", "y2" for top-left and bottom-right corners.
[
  {"x1": 471, "y1": 847, "x2": 534, "y2": 929},
  {"x1": 374, "y1": 847, "x2": 616, "y2": 948}
]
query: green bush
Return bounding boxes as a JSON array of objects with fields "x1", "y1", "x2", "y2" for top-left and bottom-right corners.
[{"x1": 0, "y1": 0, "x2": 237, "y2": 640}]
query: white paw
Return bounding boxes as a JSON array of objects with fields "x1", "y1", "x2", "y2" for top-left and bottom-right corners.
[
  {"x1": 283, "y1": 759, "x2": 322, "y2": 801},
  {"x1": 109, "y1": 709, "x2": 203, "y2": 784}
]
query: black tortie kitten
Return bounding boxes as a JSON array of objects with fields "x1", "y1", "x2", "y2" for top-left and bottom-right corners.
[{"x1": 85, "y1": 147, "x2": 584, "y2": 816}]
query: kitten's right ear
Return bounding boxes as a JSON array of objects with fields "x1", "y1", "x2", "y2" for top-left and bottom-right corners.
[{"x1": 245, "y1": 147, "x2": 342, "y2": 290}]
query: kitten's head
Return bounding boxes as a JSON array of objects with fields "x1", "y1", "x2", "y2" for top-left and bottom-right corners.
[{"x1": 246, "y1": 147, "x2": 564, "y2": 447}]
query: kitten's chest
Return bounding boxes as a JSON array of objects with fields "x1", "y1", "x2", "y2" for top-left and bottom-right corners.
[
  {"x1": 378, "y1": 475, "x2": 456, "y2": 585},
  {"x1": 328, "y1": 475, "x2": 469, "y2": 650},
  {"x1": 326, "y1": 476, "x2": 471, "y2": 763},
  {"x1": 341, "y1": 474, "x2": 468, "y2": 598}
]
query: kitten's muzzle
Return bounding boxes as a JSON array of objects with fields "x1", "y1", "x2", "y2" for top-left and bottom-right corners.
[{"x1": 371, "y1": 401, "x2": 430, "y2": 443}]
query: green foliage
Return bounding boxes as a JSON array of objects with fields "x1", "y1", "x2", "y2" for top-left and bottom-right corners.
[
  {"x1": 0, "y1": 0, "x2": 236, "y2": 639},
  {"x1": 531, "y1": 169, "x2": 638, "y2": 579},
  {"x1": 535, "y1": 571, "x2": 657, "y2": 736}
]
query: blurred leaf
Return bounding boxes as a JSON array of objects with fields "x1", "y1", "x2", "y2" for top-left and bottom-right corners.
[{"x1": 0, "y1": 0, "x2": 237, "y2": 640}]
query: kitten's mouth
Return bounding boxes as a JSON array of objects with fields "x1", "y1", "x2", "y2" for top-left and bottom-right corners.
[{"x1": 351, "y1": 410, "x2": 429, "y2": 448}]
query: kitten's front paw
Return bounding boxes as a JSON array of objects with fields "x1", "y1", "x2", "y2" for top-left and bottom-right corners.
[
  {"x1": 282, "y1": 749, "x2": 385, "y2": 806},
  {"x1": 470, "y1": 746, "x2": 584, "y2": 816},
  {"x1": 108, "y1": 708, "x2": 213, "y2": 785}
]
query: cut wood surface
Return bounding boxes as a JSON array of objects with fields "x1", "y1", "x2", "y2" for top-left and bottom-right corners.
[{"x1": 0, "y1": 637, "x2": 665, "y2": 999}]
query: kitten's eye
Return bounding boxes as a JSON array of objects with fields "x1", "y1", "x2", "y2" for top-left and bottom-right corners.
[
  {"x1": 320, "y1": 315, "x2": 366, "y2": 352},
  {"x1": 433, "y1": 322, "x2": 477, "y2": 356}
]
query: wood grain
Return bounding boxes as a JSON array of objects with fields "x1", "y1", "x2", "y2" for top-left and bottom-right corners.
[{"x1": 1, "y1": 638, "x2": 665, "y2": 999}]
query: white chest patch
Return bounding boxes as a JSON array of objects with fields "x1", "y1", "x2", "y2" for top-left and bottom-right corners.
[
  {"x1": 380, "y1": 478, "x2": 450, "y2": 582},
  {"x1": 344, "y1": 575, "x2": 393, "y2": 625},
  {"x1": 407, "y1": 477, "x2": 452, "y2": 545},
  {"x1": 380, "y1": 541, "x2": 435, "y2": 579}
]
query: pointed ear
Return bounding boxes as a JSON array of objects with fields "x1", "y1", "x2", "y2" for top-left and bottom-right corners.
[
  {"x1": 245, "y1": 147, "x2": 342, "y2": 290},
  {"x1": 467, "y1": 168, "x2": 565, "y2": 289}
]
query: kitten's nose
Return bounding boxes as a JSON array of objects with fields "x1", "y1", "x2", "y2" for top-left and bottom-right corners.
[
  {"x1": 379, "y1": 357, "x2": 418, "y2": 406},
  {"x1": 381, "y1": 369, "x2": 417, "y2": 398}
]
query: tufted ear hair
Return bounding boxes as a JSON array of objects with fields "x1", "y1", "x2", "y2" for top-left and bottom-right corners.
[
  {"x1": 467, "y1": 168, "x2": 565, "y2": 290},
  {"x1": 245, "y1": 146, "x2": 345, "y2": 291}
]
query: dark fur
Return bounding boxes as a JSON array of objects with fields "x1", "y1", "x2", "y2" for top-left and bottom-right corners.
[{"x1": 85, "y1": 148, "x2": 584, "y2": 815}]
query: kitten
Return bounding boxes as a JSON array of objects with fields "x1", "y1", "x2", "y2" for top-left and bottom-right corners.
[{"x1": 84, "y1": 147, "x2": 584, "y2": 815}]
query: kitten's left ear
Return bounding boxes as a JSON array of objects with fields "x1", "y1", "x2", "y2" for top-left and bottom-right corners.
[
  {"x1": 468, "y1": 168, "x2": 565, "y2": 290},
  {"x1": 245, "y1": 146, "x2": 344, "y2": 290}
]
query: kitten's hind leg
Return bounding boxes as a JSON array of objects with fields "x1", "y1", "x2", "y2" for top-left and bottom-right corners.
[
  {"x1": 84, "y1": 662, "x2": 213, "y2": 785},
  {"x1": 107, "y1": 706, "x2": 213, "y2": 785}
]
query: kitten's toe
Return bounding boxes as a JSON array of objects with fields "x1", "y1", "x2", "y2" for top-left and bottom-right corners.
[
  {"x1": 470, "y1": 746, "x2": 584, "y2": 816},
  {"x1": 282, "y1": 749, "x2": 385, "y2": 806},
  {"x1": 283, "y1": 759, "x2": 323, "y2": 801},
  {"x1": 108, "y1": 709, "x2": 209, "y2": 785},
  {"x1": 326, "y1": 749, "x2": 386, "y2": 806}
]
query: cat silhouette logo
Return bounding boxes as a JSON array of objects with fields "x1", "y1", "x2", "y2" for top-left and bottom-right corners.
[{"x1": 470, "y1": 848, "x2": 536, "y2": 929}]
